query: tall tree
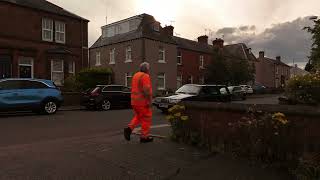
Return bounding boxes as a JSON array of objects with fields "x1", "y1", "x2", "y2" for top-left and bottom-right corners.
[
  {"x1": 205, "y1": 48, "x2": 230, "y2": 85},
  {"x1": 304, "y1": 17, "x2": 320, "y2": 72}
]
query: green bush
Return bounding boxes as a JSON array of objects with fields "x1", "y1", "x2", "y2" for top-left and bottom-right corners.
[
  {"x1": 63, "y1": 75, "x2": 80, "y2": 92},
  {"x1": 286, "y1": 72, "x2": 320, "y2": 105},
  {"x1": 76, "y1": 67, "x2": 113, "y2": 90}
]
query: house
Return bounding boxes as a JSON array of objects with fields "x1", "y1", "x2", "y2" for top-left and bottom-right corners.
[
  {"x1": 290, "y1": 64, "x2": 309, "y2": 78},
  {"x1": 255, "y1": 51, "x2": 291, "y2": 88},
  {"x1": 174, "y1": 35, "x2": 213, "y2": 87},
  {"x1": 0, "y1": 0, "x2": 89, "y2": 86},
  {"x1": 89, "y1": 14, "x2": 177, "y2": 93}
]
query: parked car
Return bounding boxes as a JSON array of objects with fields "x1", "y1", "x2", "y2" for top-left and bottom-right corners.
[
  {"x1": 240, "y1": 85, "x2": 254, "y2": 94},
  {"x1": 253, "y1": 83, "x2": 267, "y2": 94},
  {"x1": 228, "y1": 86, "x2": 247, "y2": 100},
  {"x1": 153, "y1": 84, "x2": 231, "y2": 112},
  {"x1": 0, "y1": 78, "x2": 63, "y2": 114},
  {"x1": 81, "y1": 85, "x2": 131, "y2": 110}
]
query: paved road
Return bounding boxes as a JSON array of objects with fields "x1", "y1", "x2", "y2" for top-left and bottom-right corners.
[{"x1": 0, "y1": 108, "x2": 166, "y2": 148}]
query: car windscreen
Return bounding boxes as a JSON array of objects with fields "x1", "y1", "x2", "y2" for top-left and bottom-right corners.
[{"x1": 176, "y1": 85, "x2": 201, "y2": 95}]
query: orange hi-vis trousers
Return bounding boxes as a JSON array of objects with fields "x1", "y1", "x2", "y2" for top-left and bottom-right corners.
[{"x1": 128, "y1": 105, "x2": 152, "y2": 138}]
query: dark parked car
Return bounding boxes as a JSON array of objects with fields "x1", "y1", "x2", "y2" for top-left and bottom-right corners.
[
  {"x1": 153, "y1": 84, "x2": 231, "y2": 112},
  {"x1": 81, "y1": 85, "x2": 131, "y2": 110},
  {"x1": 0, "y1": 78, "x2": 63, "y2": 114},
  {"x1": 228, "y1": 86, "x2": 247, "y2": 100}
]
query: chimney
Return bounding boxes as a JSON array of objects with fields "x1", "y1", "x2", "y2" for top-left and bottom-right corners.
[
  {"x1": 163, "y1": 25, "x2": 174, "y2": 36},
  {"x1": 276, "y1": 56, "x2": 281, "y2": 61},
  {"x1": 295, "y1": 64, "x2": 298, "y2": 68},
  {"x1": 198, "y1": 35, "x2": 209, "y2": 45},
  {"x1": 212, "y1": 38, "x2": 224, "y2": 48},
  {"x1": 259, "y1": 51, "x2": 265, "y2": 58}
]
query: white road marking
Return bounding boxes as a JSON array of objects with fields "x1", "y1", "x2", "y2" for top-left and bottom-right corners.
[{"x1": 132, "y1": 124, "x2": 170, "y2": 138}]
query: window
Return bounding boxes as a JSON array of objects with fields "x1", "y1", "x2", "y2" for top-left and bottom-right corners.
[
  {"x1": 276, "y1": 66, "x2": 279, "y2": 74},
  {"x1": 96, "y1": 52, "x2": 101, "y2": 66},
  {"x1": 125, "y1": 46, "x2": 132, "y2": 62},
  {"x1": 177, "y1": 51, "x2": 182, "y2": 65},
  {"x1": 21, "y1": 81, "x2": 47, "y2": 89},
  {"x1": 103, "y1": 86, "x2": 123, "y2": 92},
  {"x1": 42, "y1": 18, "x2": 53, "y2": 41},
  {"x1": 199, "y1": 55, "x2": 204, "y2": 69},
  {"x1": 55, "y1": 21, "x2": 65, "y2": 43},
  {"x1": 0, "y1": 80, "x2": 21, "y2": 90},
  {"x1": 109, "y1": 48, "x2": 115, "y2": 64},
  {"x1": 51, "y1": 60, "x2": 64, "y2": 86},
  {"x1": 177, "y1": 75, "x2": 182, "y2": 89},
  {"x1": 188, "y1": 75, "x2": 193, "y2": 84},
  {"x1": 68, "y1": 61, "x2": 75, "y2": 74},
  {"x1": 125, "y1": 73, "x2": 133, "y2": 87},
  {"x1": 153, "y1": 23, "x2": 160, "y2": 32},
  {"x1": 157, "y1": 73, "x2": 166, "y2": 90},
  {"x1": 158, "y1": 47, "x2": 166, "y2": 63},
  {"x1": 199, "y1": 76, "x2": 205, "y2": 84},
  {"x1": 18, "y1": 57, "x2": 34, "y2": 78}
]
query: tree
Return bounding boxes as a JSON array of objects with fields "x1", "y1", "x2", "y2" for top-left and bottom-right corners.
[
  {"x1": 205, "y1": 47, "x2": 255, "y2": 85},
  {"x1": 304, "y1": 17, "x2": 320, "y2": 72},
  {"x1": 205, "y1": 48, "x2": 230, "y2": 85}
]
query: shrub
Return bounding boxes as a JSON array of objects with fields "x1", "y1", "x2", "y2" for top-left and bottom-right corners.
[
  {"x1": 63, "y1": 75, "x2": 80, "y2": 92},
  {"x1": 286, "y1": 72, "x2": 320, "y2": 105},
  {"x1": 77, "y1": 67, "x2": 113, "y2": 90}
]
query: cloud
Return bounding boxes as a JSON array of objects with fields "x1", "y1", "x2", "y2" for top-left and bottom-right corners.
[{"x1": 210, "y1": 17, "x2": 313, "y2": 67}]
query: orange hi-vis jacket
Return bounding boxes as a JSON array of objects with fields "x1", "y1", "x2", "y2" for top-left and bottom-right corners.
[{"x1": 131, "y1": 72, "x2": 153, "y2": 106}]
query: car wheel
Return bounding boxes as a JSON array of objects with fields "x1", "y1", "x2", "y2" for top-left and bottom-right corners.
[
  {"x1": 42, "y1": 100, "x2": 58, "y2": 114},
  {"x1": 101, "y1": 99, "x2": 111, "y2": 111}
]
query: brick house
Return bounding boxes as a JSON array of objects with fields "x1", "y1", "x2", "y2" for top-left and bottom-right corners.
[
  {"x1": 89, "y1": 14, "x2": 177, "y2": 93},
  {"x1": 0, "y1": 0, "x2": 89, "y2": 86},
  {"x1": 255, "y1": 51, "x2": 291, "y2": 88},
  {"x1": 173, "y1": 35, "x2": 213, "y2": 88}
]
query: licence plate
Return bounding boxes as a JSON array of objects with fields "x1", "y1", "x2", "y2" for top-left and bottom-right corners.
[{"x1": 159, "y1": 104, "x2": 168, "y2": 108}]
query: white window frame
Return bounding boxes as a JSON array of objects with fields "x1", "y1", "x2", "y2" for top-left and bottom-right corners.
[
  {"x1": 177, "y1": 51, "x2": 182, "y2": 65},
  {"x1": 109, "y1": 48, "x2": 115, "y2": 64},
  {"x1": 51, "y1": 59, "x2": 64, "y2": 86},
  {"x1": 96, "y1": 52, "x2": 101, "y2": 66},
  {"x1": 158, "y1": 47, "x2": 166, "y2": 63},
  {"x1": 55, "y1": 21, "x2": 66, "y2": 44},
  {"x1": 68, "y1": 61, "x2": 75, "y2": 74},
  {"x1": 157, "y1": 73, "x2": 166, "y2": 90},
  {"x1": 188, "y1": 75, "x2": 193, "y2": 84},
  {"x1": 125, "y1": 46, "x2": 132, "y2": 63},
  {"x1": 125, "y1": 72, "x2": 133, "y2": 87},
  {"x1": 199, "y1": 55, "x2": 204, "y2": 69},
  {"x1": 18, "y1": 57, "x2": 34, "y2": 78},
  {"x1": 177, "y1": 74, "x2": 182, "y2": 88},
  {"x1": 42, "y1": 18, "x2": 53, "y2": 42}
]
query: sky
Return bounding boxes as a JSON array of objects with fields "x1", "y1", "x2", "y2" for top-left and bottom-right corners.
[{"x1": 49, "y1": 0, "x2": 320, "y2": 68}]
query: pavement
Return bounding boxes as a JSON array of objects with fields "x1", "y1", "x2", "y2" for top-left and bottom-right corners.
[{"x1": 0, "y1": 106, "x2": 291, "y2": 180}]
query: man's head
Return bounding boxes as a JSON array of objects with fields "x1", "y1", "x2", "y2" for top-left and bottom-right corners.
[{"x1": 140, "y1": 62, "x2": 150, "y2": 74}]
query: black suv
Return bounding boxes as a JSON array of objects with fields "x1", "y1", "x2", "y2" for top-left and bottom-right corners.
[
  {"x1": 153, "y1": 84, "x2": 231, "y2": 112},
  {"x1": 81, "y1": 85, "x2": 131, "y2": 110}
]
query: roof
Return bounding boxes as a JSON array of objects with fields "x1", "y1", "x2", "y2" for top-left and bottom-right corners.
[
  {"x1": 173, "y1": 36, "x2": 213, "y2": 54},
  {"x1": 224, "y1": 43, "x2": 257, "y2": 62},
  {"x1": 90, "y1": 14, "x2": 176, "y2": 49},
  {"x1": 1, "y1": 0, "x2": 89, "y2": 21},
  {"x1": 258, "y1": 56, "x2": 290, "y2": 67}
]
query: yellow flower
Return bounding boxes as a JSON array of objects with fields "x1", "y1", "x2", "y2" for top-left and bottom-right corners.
[
  {"x1": 272, "y1": 112, "x2": 289, "y2": 125},
  {"x1": 174, "y1": 112, "x2": 181, "y2": 117},
  {"x1": 181, "y1": 116, "x2": 189, "y2": 121},
  {"x1": 166, "y1": 115, "x2": 174, "y2": 121},
  {"x1": 179, "y1": 105, "x2": 186, "y2": 110}
]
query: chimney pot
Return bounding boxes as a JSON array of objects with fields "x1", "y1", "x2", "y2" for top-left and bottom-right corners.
[
  {"x1": 212, "y1": 38, "x2": 224, "y2": 49},
  {"x1": 163, "y1": 25, "x2": 174, "y2": 36},
  {"x1": 259, "y1": 51, "x2": 265, "y2": 58},
  {"x1": 276, "y1": 56, "x2": 281, "y2": 61}
]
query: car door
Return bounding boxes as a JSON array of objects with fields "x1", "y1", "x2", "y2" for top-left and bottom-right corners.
[
  {"x1": 121, "y1": 86, "x2": 131, "y2": 106},
  {"x1": 19, "y1": 80, "x2": 48, "y2": 108},
  {"x1": 102, "y1": 86, "x2": 122, "y2": 106},
  {"x1": 0, "y1": 80, "x2": 23, "y2": 110}
]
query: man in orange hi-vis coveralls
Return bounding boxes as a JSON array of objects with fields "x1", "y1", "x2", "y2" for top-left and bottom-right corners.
[{"x1": 124, "y1": 62, "x2": 153, "y2": 143}]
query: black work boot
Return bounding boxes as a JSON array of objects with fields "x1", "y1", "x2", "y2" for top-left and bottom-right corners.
[
  {"x1": 140, "y1": 136, "x2": 154, "y2": 143},
  {"x1": 124, "y1": 127, "x2": 132, "y2": 141}
]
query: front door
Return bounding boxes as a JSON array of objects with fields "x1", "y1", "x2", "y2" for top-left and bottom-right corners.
[
  {"x1": 0, "y1": 55, "x2": 12, "y2": 79},
  {"x1": 19, "y1": 57, "x2": 34, "y2": 78}
]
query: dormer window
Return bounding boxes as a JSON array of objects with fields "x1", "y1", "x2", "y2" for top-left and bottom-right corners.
[{"x1": 153, "y1": 23, "x2": 160, "y2": 32}]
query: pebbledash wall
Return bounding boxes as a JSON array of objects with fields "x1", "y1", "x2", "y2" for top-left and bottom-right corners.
[
  {"x1": 89, "y1": 38, "x2": 177, "y2": 94},
  {"x1": 0, "y1": 1, "x2": 89, "y2": 85}
]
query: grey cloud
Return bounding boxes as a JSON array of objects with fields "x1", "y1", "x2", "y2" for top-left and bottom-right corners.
[
  {"x1": 216, "y1": 27, "x2": 237, "y2": 35},
  {"x1": 211, "y1": 17, "x2": 313, "y2": 66}
]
